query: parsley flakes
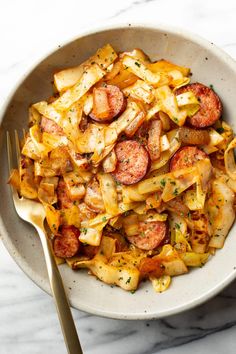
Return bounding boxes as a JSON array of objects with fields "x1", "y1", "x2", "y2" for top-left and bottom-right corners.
[
  {"x1": 173, "y1": 188, "x2": 179, "y2": 196},
  {"x1": 80, "y1": 228, "x2": 88, "y2": 235},
  {"x1": 126, "y1": 277, "x2": 132, "y2": 284},
  {"x1": 160, "y1": 179, "x2": 166, "y2": 188},
  {"x1": 175, "y1": 223, "x2": 180, "y2": 230}
]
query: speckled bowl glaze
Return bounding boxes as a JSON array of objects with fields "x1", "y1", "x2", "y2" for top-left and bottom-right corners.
[{"x1": 1, "y1": 23, "x2": 236, "y2": 320}]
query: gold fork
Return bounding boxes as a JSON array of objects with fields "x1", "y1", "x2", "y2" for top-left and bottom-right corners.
[{"x1": 7, "y1": 130, "x2": 83, "y2": 354}]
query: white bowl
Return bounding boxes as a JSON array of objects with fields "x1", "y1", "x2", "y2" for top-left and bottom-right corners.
[{"x1": 1, "y1": 23, "x2": 236, "y2": 320}]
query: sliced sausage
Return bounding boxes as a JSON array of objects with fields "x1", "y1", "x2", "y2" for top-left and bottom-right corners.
[
  {"x1": 90, "y1": 84, "x2": 126, "y2": 122},
  {"x1": 170, "y1": 146, "x2": 208, "y2": 172},
  {"x1": 84, "y1": 179, "x2": 105, "y2": 213},
  {"x1": 175, "y1": 83, "x2": 222, "y2": 128},
  {"x1": 53, "y1": 225, "x2": 80, "y2": 258},
  {"x1": 179, "y1": 127, "x2": 210, "y2": 145},
  {"x1": 57, "y1": 180, "x2": 74, "y2": 209},
  {"x1": 79, "y1": 115, "x2": 89, "y2": 132},
  {"x1": 41, "y1": 116, "x2": 64, "y2": 135},
  {"x1": 147, "y1": 119, "x2": 162, "y2": 161},
  {"x1": 81, "y1": 244, "x2": 99, "y2": 259},
  {"x1": 127, "y1": 221, "x2": 167, "y2": 250},
  {"x1": 113, "y1": 140, "x2": 149, "y2": 185}
]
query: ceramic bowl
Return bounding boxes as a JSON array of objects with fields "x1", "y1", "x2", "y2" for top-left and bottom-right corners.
[{"x1": 1, "y1": 23, "x2": 236, "y2": 320}]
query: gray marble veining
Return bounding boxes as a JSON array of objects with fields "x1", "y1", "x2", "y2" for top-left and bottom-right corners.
[{"x1": 1, "y1": 0, "x2": 236, "y2": 353}]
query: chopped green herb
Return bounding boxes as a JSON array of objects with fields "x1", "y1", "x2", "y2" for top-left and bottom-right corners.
[
  {"x1": 175, "y1": 223, "x2": 180, "y2": 230},
  {"x1": 173, "y1": 188, "x2": 179, "y2": 196},
  {"x1": 160, "y1": 179, "x2": 166, "y2": 188},
  {"x1": 124, "y1": 211, "x2": 130, "y2": 217},
  {"x1": 80, "y1": 228, "x2": 88, "y2": 235},
  {"x1": 135, "y1": 61, "x2": 141, "y2": 67},
  {"x1": 216, "y1": 127, "x2": 225, "y2": 134},
  {"x1": 102, "y1": 216, "x2": 107, "y2": 222},
  {"x1": 126, "y1": 277, "x2": 131, "y2": 284}
]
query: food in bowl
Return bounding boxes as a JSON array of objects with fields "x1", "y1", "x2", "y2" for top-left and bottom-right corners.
[{"x1": 8, "y1": 44, "x2": 236, "y2": 293}]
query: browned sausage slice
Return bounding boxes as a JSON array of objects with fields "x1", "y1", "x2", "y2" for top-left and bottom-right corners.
[
  {"x1": 41, "y1": 116, "x2": 64, "y2": 135},
  {"x1": 90, "y1": 85, "x2": 126, "y2": 122},
  {"x1": 57, "y1": 180, "x2": 74, "y2": 209},
  {"x1": 112, "y1": 140, "x2": 149, "y2": 185},
  {"x1": 179, "y1": 127, "x2": 210, "y2": 145},
  {"x1": 53, "y1": 225, "x2": 80, "y2": 258},
  {"x1": 127, "y1": 221, "x2": 167, "y2": 250},
  {"x1": 170, "y1": 146, "x2": 208, "y2": 172},
  {"x1": 81, "y1": 245, "x2": 99, "y2": 259},
  {"x1": 175, "y1": 83, "x2": 222, "y2": 128}
]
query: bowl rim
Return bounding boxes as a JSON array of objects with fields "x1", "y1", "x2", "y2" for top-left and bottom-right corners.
[{"x1": 1, "y1": 21, "x2": 236, "y2": 320}]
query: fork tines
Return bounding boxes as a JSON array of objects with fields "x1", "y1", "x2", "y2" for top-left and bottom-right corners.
[{"x1": 7, "y1": 130, "x2": 22, "y2": 173}]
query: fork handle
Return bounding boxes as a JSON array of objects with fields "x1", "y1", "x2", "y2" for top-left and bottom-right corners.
[{"x1": 36, "y1": 226, "x2": 83, "y2": 354}]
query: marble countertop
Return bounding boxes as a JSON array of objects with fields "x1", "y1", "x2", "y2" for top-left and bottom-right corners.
[{"x1": 1, "y1": 0, "x2": 236, "y2": 353}]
